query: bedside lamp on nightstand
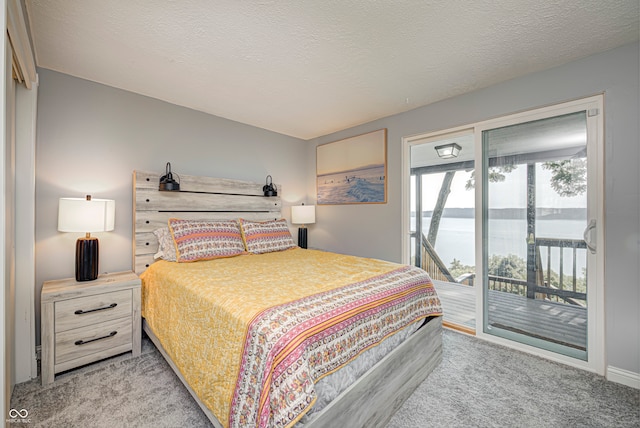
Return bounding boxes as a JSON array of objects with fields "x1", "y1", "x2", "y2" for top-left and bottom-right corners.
[
  {"x1": 291, "y1": 204, "x2": 316, "y2": 249},
  {"x1": 58, "y1": 195, "x2": 115, "y2": 281}
]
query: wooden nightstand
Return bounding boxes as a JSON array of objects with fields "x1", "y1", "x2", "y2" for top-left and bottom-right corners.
[{"x1": 40, "y1": 271, "x2": 141, "y2": 385}]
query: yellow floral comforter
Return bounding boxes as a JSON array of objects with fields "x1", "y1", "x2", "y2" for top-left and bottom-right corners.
[{"x1": 140, "y1": 248, "x2": 442, "y2": 428}]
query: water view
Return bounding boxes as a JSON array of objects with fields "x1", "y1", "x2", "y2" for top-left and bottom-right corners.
[{"x1": 414, "y1": 216, "x2": 587, "y2": 277}]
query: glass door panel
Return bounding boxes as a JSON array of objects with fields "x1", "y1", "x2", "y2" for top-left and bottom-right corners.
[{"x1": 482, "y1": 112, "x2": 589, "y2": 359}]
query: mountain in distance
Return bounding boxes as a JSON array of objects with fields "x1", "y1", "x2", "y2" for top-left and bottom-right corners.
[{"x1": 415, "y1": 207, "x2": 587, "y2": 220}]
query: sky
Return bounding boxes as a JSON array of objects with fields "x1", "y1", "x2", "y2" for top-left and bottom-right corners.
[{"x1": 417, "y1": 165, "x2": 587, "y2": 210}]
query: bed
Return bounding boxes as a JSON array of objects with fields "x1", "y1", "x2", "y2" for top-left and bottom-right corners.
[{"x1": 133, "y1": 170, "x2": 443, "y2": 428}]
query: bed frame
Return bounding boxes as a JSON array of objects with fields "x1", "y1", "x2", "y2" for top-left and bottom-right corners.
[{"x1": 133, "y1": 170, "x2": 442, "y2": 428}]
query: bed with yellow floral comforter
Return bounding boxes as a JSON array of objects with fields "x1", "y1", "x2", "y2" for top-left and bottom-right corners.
[{"x1": 140, "y1": 248, "x2": 442, "y2": 428}]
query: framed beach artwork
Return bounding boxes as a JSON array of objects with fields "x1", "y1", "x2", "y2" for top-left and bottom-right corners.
[{"x1": 317, "y1": 129, "x2": 387, "y2": 204}]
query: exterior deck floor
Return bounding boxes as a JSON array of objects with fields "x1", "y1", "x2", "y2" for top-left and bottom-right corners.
[{"x1": 433, "y1": 280, "x2": 587, "y2": 350}]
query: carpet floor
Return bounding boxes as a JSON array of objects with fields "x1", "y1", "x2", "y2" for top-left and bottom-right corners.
[{"x1": 10, "y1": 329, "x2": 639, "y2": 427}]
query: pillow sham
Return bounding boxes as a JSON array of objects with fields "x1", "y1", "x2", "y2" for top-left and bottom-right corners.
[
  {"x1": 168, "y1": 219, "x2": 245, "y2": 262},
  {"x1": 153, "y1": 227, "x2": 177, "y2": 262},
  {"x1": 239, "y1": 218, "x2": 296, "y2": 254}
]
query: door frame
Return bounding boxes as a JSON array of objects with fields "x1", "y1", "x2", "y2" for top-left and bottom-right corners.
[
  {"x1": 474, "y1": 95, "x2": 605, "y2": 375},
  {"x1": 401, "y1": 94, "x2": 605, "y2": 375},
  {"x1": 401, "y1": 125, "x2": 474, "y2": 265}
]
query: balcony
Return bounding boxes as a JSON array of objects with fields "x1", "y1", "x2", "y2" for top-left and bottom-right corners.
[
  {"x1": 419, "y1": 233, "x2": 588, "y2": 350},
  {"x1": 434, "y1": 281, "x2": 587, "y2": 350}
]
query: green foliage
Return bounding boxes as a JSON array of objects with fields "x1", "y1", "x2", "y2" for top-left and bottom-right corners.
[
  {"x1": 448, "y1": 255, "x2": 528, "y2": 282},
  {"x1": 463, "y1": 159, "x2": 587, "y2": 198},
  {"x1": 488, "y1": 254, "x2": 527, "y2": 280},
  {"x1": 448, "y1": 258, "x2": 475, "y2": 279},
  {"x1": 542, "y1": 267, "x2": 587, "y2": 293},
  {"x1": 448, "y1": 254, "x2": 587, "y2": 294},
  {"x1": 465, "y1": 165, "x2": 518, "y2": 190},
  {"x1": 542, "y1": 159, "x2": 587, "y2": 197}
]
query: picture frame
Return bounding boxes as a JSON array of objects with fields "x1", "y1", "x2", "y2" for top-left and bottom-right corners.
[{"x1": 316, "y1": 128, "x2": 387, "y2": 205}]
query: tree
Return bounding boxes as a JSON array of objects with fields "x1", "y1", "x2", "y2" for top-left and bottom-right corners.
[
  {"x1": 542, "y1": 159, "x2": 587, "y2": 197},
  {"x1": 488, "y1": 254, "x2": 527, "y2": 280},
  {"x1": 464, "y1": 164, "x2": 518, "y2": 190},
  {"x1": 427, "y1": 164, "x2": 518, "y2": 248},
  {"x1": 426, "y1": 165, "x2": 516, "y2": 246},
  {"x1": 427, "y1": 171, "x2": 455, "y2": 246},
  {"x1": 448, "y1": 258, "x2": 475, "y2": 278}
]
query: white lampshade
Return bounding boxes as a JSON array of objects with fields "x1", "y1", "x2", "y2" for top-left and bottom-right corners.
[
  {"x1": 58, "y1": 196, "x2": 115, "y2": 233},
  {"x1": 291, "y1": 205, "x2": 316, "y2": 225}
]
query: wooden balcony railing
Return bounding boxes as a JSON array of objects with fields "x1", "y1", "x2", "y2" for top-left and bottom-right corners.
[
  {"x1": 414, "y1": 232, "x2": 587, "y2": 306},
  {"x1": 419, "y1": 234, "x2": 456, "y2": 283},
  {"x1": 534, "y1": 237, "x2": 587, "y2": 305}
]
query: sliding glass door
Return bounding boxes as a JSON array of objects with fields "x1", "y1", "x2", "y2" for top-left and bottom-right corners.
[
  {"x1": 403, "y1": 95, "x2": 604, "y2": 371},
  {"x1": 480, "y1": 108, "x2": 599, "y2": 361}
]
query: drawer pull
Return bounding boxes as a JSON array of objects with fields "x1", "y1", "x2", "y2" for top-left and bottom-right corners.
[
  {"x1": 75, "y1": 331, "x2": 117, "y2": 346},
  {"x1": 74, "y1": 303, "x2": 117, "y2": 315}
]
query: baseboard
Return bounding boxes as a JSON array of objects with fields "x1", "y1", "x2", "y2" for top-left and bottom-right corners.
[
  {"x1": 607, "y1": 365, "x2": 640, "y2": 389},
  {"x1": 442, "y1": 320, "x2": 476, "y2": 336}
]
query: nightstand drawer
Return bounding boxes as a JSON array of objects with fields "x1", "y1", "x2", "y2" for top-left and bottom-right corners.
[
  {"x1": 55, "y1": 289, "x2": 132, "y2": 332},
  {"x1": 55, "y1": 317, "x2": 132, "y2": 365},
  {"x1": 41, "y1": 271, "x2": 141, "y2": 385}
]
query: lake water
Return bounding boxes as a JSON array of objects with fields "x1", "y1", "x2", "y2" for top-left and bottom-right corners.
[{"x1": 414, "y1": 217, "x2": 587, "y2": 277}]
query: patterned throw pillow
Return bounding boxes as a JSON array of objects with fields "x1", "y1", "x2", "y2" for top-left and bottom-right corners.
[
  {"x1": 168, "y1": 219, "x2": 245, "y2": 262},
  {"x1": 153, "y1": 227, "x2": 178, "y2": 262},
  {"x1": 239, "y1": 218, "x2": 296, "y2": 254}
]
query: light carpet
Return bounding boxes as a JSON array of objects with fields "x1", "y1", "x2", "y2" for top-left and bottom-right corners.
[{"x1": 10, "y1": 330, "x2": 639, "y2": 427}]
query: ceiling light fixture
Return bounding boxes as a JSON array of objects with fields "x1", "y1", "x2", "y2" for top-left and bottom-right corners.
[{"x1": 434, "y1": 143, "x2": 461, "y2": 159}]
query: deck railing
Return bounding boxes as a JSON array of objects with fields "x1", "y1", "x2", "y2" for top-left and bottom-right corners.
[
  {"x1": 419, "y1": 234, "x2": 456, "y2": 283},
  {"x1": 534, "y1": 237, "x2": 587, "y2": 305},
  {"x1": 483, "y1": 273, "x2": 586, "y2": 306},
  {"x1": 487, "y1": 275, "x2": 528, "y2": 295},
  {"x1": 415, "y1": 232, "x2": 587, "y2": 306}
]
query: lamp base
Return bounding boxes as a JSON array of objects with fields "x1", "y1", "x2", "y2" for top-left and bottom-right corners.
[
  {"x1": 76, "y1": 237, "x2": 99, "y2": 281},
  {"x1": 298, "y1": 227, "x2": 308, "y2": 249}
]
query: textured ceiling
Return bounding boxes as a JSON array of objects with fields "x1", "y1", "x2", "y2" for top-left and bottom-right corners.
[{"x1": 26, "y1": 0, "x2": 639, "y2": 140}]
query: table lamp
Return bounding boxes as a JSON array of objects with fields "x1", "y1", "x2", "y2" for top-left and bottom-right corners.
[
  {"x1": 58, "y1": 195, "x2": 115, "y2": 281},
  {"x1": 291, "y1": 204, "x2": 315, "y2": 249}
]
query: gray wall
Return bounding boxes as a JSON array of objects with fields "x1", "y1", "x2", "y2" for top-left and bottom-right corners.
[
  {"x1": 308, "y1": 42, "x2": 640, "y2": 375},
  {"x1": 34, "y1": 69, "x2": 308, "y2": 342}
]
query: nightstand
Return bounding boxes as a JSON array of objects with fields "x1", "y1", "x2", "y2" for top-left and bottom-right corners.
[{"x1": 40, "y1": 271, "x2": 141, "y2": 385}]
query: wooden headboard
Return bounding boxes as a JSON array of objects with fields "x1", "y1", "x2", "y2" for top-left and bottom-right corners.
[{"x1": 133, "y1": 170, "x2": 282, "y2": 275}]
